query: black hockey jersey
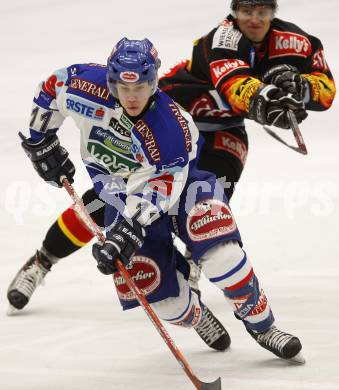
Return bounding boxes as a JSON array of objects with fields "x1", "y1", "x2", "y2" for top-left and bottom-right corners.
[{"x1": 159, "y1": 15, "x2": 336, "y2": 129}]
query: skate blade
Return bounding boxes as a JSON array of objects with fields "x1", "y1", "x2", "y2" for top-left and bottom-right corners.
[
  {"x1": 289, "y1": 352, "x2": 306, "y2": 364},
  {"x1": 6, "y1": 304, "x2": 18, "y2": 316}
]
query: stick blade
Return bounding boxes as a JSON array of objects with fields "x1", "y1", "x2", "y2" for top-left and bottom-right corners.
[{"x1": 200, "y1": 377, "x2": 222, "y2": 390}]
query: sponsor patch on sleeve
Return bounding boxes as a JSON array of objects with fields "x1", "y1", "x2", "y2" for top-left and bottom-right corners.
[{"x1": 42, "y1": 74, "x2": 63, "y2": 98}]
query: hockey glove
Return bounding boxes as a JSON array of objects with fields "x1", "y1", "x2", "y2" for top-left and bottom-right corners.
[
  {"x1": 248, "y1": 84, "x2": 308, "y2": 129},
  {"x1": 19, "y1": 132, "x2": 75, "y2": 187},
  {"x1": 92, "y1": 218, "x2": 145, "y2": 275},
  {"x1": 262, "y1": 64, "x2": 308, "y2": 101}
]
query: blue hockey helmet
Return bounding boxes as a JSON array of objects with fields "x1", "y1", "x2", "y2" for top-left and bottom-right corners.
[
  {"x1": 107, "y1": 37, "x2": 161, "y2": 97},
  {"x1": 231, "y1": 0, "x2": 277, "y2": 11}
]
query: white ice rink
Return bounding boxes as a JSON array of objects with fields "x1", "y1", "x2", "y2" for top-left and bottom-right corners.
[{"x1": 0, "y1": 1, "x2": 338, "y2": 389}]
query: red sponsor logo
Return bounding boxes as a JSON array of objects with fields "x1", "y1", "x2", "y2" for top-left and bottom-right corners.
[
  {"x1": 312, "y1": 49, "x2": 329, "y2": 72},
  {"x1": 135, "y1": 153, "x2": 144, "y2": 163},
  {"x1": 214, "y1": 132, "x2": 247, "y2": 166},
  {"x1": 113, "y1": 256, "x2": 161, "y2": 301},
  {"x1": 148, "y1": 173, "x2": 174, "y2": 197},
  {"x1": 120, "y1": 71, "x2": 140, "y2": 82},
  {"x1": 42, "y1": 74, "x2": 58, "y2": 97},
  {"x1": 210, "y1": 59, "x2": 249, "y2": 86},
  {"x1": 69, "y1": 77, "x2": 110, "y2": 101},
  {"x1": 249, "y1": 290, "x2": 268, "y2": 316},
  {"x1": 269, "y1": 30, "x2": 312, "y2": 59},
  {"x1": 134, "y1": 120, "x2": 161, "y2": 162},
  {"x1": 187, "y1": 199, "x2": 237, "y2": 241},
  {"x1": 190, "y1": 94, "x2": 214, "y2": 117},
  {"x1": 168, "y1": 103, "x2": 192, "y2": 152},
  {"x1": 189, "y1": 94, "x2": 232, "y2": 118},
  {"x1": 95, "y1": 107, "x2": 105, "y2": 118}
]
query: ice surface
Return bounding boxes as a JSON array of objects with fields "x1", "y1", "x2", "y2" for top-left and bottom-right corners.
[{"x1": 0, "y1": 1, "x2": 338, "y2": 389}]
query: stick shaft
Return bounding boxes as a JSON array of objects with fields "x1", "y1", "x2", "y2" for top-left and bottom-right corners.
[
  {"x1": 263, "y1": 111, "x2": 308, "y2": 155},
  {"x1": 61, "y1": 177, "x2": 206, "y2": 389},
  {"x1": 287, "y1": 110, "x2": 308, "y2": 155}
]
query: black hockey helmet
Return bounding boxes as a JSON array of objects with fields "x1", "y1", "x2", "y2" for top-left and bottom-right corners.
[{"x1": 231, "y1": 0, "x2": 277, "y2": 11}]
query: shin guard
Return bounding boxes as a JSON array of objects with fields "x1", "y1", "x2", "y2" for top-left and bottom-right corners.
[{"x1": 202, "y1": 242, "x2": 274, "y2": 333}]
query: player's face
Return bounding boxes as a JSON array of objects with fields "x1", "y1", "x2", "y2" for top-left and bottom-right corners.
[
  {"x1": 235, "y1": 5, "x2": 274, "y2": 43},
  {"x1": 116, "y1": 81, "x2": 153, "y2": 116}
]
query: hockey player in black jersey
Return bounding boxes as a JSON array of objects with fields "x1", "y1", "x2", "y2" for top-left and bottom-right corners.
[
  {"x1": 160, "y1": 0, "x2": 335, "y2": 200},
  {"x1": 160, "y1": 0, "x2": 336, "y2": 293}
]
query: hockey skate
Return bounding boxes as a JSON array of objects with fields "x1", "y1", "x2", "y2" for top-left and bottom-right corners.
[
  {"x1": 7, "y1": 251, "x2": 52, "y2": 314},
  {"x1": 248, "y1": 325, "x2": 305, "y2": 364},
  {"x1": 194, "y1": 303, "x2": 231, "y2": 351}
]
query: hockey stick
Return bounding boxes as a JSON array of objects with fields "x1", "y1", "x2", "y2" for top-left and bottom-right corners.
[
  {"x1": 61, "y1": 177, "x2": 222, "y2": 390},
  {"x1": 287, "y1": 110, "x2": 308, "y2": 155},
  {"x1": 263, "y1": 110, "x2": 308, "y2": 155}
]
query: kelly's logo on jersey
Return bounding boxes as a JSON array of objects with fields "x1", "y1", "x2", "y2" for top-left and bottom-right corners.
[
  {"x1": 269, "y1": 30, "x2": 312, "y2": 59},
  {"x1": 214, "y1": 132, "x2": 248, "y2": 166},
  {"x1": 66, "y1": 98, "x2": 105, "y2": 120},
  {"x1": 210, "y1": 59, "x2": 250, "y2": 86}
]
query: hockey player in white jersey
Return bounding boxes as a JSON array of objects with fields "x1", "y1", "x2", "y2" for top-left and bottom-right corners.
[{"x1": 9, "y1": 37, "x2": 305, "y2": 363}]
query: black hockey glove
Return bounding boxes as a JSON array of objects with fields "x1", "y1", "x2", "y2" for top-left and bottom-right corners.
[
  {"x1": 262, "y1": 64, "x2": 308, "y2": 101},
  {"x1": 19, "y1": 132, "x2": 75, "y2": 187},
  {"x1": 92, "y1": 218, "x2": 145, "y2": 275},
  {"x1": 249, "y1": 84, "x2": 308, "y2": 129}
]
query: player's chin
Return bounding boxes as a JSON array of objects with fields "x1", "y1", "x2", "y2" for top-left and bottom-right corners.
[
  {"x1": 247, "y1": 32, "x2": 263, "y2": 42},
  {"x1": 126, "y1": 107, "x2": 142, "y2": 116}
]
